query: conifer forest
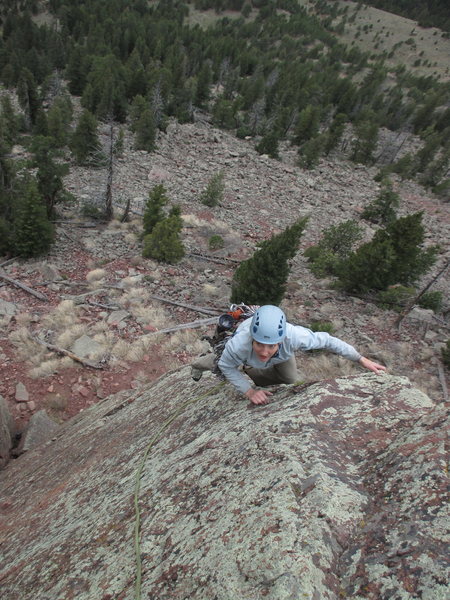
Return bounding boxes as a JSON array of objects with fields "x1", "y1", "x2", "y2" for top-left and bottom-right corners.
[{"x1": 0, "y1": 0, "x2": 449, "y2": 270}]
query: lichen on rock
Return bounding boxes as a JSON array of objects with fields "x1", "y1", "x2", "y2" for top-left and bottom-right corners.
[{"x1": 0, "y1": 370, "x2": 447, "y2": 600}]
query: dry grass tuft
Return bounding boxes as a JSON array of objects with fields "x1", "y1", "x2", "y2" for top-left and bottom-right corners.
[
  {"x1": 86, "y1": 268, "x2": 107, "y2": 283},
  {"x1": 42, "y1": 300, "x2": 80, "y2": 329},
  {"x1": 202, "y1": 283, "x2": 220, "y2": 297},
  {"x1": 111, "y1": 339, "x2": 131, "y2": 359},
  {"x1": 182, "y1": 213, "x2": 204, "y2": 227},
  {"x1": 125, "y1": 342, "x2": 147, "y2": 362},
  {"x1": 121, "y1": 287, "x2": 150, "y2": 304},
  {"x1": 29, "y1": 358, "x2": 62, "y2": 378},
  {"x1": 129, "y1": 255, "x2": 144, "y2": 266},
  {"x1": 55, "y1": 324, "x2": 88, "y2": 349},
  {"x1": 41, "y1": 393, "x2": 68, "y2": 421},
  {"x1": 8, "y1": 327, "x2": 43, "y2": 362},
  {"x1": 15, "y1": 312, "x2": 33, "y2": 327},
  {"x1": 163, "y1": 329, "x2": 206, "y2": 354}
]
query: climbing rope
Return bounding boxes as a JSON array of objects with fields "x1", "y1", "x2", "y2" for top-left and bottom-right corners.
[{"x1": 133, "y1": 381, "x2": 225, "y2": 600}]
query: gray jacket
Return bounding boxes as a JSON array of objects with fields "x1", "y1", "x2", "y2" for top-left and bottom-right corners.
[{"x1": 218, "y1": 318, "x2": 361, "y2": 394}]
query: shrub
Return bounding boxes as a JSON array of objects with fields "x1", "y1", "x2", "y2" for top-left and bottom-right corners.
[
  {"x1": 208, "y1": 234, "x2": 225, "y2": 250},
  {"x1": 361, "y1": 179, "x2": 399, "y2": 225},
  {"x1": 309, "y1": 321, "x2": 335, "y2": 334},
  {"x1": 376, "y1": 286, "x2": 415, "y2": 311},
  {"x1": 199, "y1": 171, "x2": 225, "y2": 207},
  {"x1": 418, "y1": 291, "x2": 443, "y2": 312},
  {"x1": 304, "y1": 220, "x2": 363, "y2": 277},
  {"x1": 142, "y1": 216, "x2": 185, "y2": 263},
  {"x1": 81, "y1": 201, "x2": 106, "y2": 220}
]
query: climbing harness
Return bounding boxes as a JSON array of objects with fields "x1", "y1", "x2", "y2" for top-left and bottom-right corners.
[{"x1": 133, "y1": 380, "x2": 225, "y2": 600}]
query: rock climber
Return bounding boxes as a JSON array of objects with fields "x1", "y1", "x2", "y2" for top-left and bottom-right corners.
[{"x1": 191, "y1": 304, "x2": 387, "y2": 405}]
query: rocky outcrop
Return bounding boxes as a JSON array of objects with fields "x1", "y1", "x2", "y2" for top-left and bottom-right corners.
[
  {"x1": 0, "y1": 370, "x2": 448, "y2": 600},
  {"x1": 0, "y1": 396, "x2": 15, "y2": 468}
]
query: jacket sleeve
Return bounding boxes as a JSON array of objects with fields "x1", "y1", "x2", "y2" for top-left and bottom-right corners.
[
  {"x1": 218, "y1": 343, "x2": 253, "y2": 394},
  {"x1": 289, "y1": 326, "x2": 362, "y2": 361}
]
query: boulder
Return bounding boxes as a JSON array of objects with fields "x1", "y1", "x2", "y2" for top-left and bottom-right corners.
[
  {"x1": 70, "y1": 334, "x2": 104, "y2": 358},
  {"x1": 18, "y1": 410, "x2": 60, "y2": 454},
  {"x1": 0, "y1": 371, "x2": 447, "y2": 600}
]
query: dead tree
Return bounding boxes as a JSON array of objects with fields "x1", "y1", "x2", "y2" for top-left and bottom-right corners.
[{"x1": 104, "y1": 121, "x2": 114, "y2": 222}]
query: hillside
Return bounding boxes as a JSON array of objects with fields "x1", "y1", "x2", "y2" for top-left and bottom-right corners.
[
  {"x1": 0, "y1": 0, "x2": 449, "y2": 437},
  {"x1": 0, "y1": 117, "x2": 449, "y2": 436}
]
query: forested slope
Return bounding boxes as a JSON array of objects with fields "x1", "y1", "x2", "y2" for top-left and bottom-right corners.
[{"x1": 0, "y1": 0, "x2": 449, "y2": 259}]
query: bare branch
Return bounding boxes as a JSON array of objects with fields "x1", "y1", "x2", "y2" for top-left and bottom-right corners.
[{"x1": 0, "y1": 271, "x2": 49, "y2": 301}]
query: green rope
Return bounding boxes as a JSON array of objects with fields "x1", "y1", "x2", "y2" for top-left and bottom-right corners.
[{"x1": 133, "y1": 381, "x2": 225, "y2": 600}]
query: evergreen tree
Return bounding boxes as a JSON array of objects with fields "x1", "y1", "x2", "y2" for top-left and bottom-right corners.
[
  {"x1": 17, "y1": 67, "x2": 40, "y2": 126},
  {"x1": 13, "y1": 179, "x2": 55, "y2": 258},
  {"x1": 142, "y1": 215, "x2": 185, "y2": 263},
  {"x1": 129, "y1": 95, "x2": 147, "y2": 133},
  {"x1": 304, "y1": 220, "x2": 363, "y2": 277},
  {"x1": 143, "y1": 184, "x2": 169, "y2": 235},
  {"x1": 134, "y1": 109, "x2": 156, "y2": 152},
  {"x1": 31, "y1": 136, "x2": 70, "y2": 218},
  {"x1": 361, "y1": 179, "x2": 399, "y2": 225},
  {"x1": 351, "y1": 118, "x2": 379, "y2": 164},
  {"x1": 255, "y1": 129, "x2": 280, "y2": 158},
  {"x1": 199, "y1": 171, "x2": 225, "y2": 207},
  {"x1": 0, "y1": 95, "x2": 18, "y2": 146},
  {"x1": 324, "y1": 113, "x2": 347, "y2": 155},
  {"x1": 337, "y1": 212, "x2": 438, "y2": 293},
  {"x1": 298, "y1": 134, "x2": 326, "y2": 170},
  {"x1": 230, "y1": 217, "x2": 309, "y2": 305},
  {"x1": 47, "y1": 104, "x2": 68, "y2": 147},
  {"x1": 71, "y1": 110, "x2": 102, "y2": 165},
  {"x1": 293, "y1": 105, "x2": 320, "y2": 146},
  {"x1": 195, "y1": 62, "x2": 212, "y2": 108}
]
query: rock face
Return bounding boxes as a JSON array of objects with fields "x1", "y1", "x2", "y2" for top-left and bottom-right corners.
[
  {"x1": 0, "y1": 396, "x2": 16, "y2": 468},
  {"x1": 0, "y1": 370, "x2": 448, "y2": 600}
]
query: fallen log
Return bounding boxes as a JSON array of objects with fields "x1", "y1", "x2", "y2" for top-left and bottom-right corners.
[
  {"x1": 30, "y1": 334, "x2": 105, "y2": 370},
  {"x1": 144, "y1": 316, "x2": 218, "y2": 335},
  {"x1": 187, "y1": 251, "x2": 240, "y2": 265},
  {"x1": 149, "y1": 294, "x2": 221, "y2": 316},
  {"x1": 0, "y1": 271, "x2": 49, "y2": 301}
]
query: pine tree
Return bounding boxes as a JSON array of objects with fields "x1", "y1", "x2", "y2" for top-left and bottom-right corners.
[
  {"x1": 199, "y1": 171, "x2": 225, "y2": 207},
  {"x1": 31, "y1": 136, "x2": 69, "y2": 218},
  {"x1": 324, "y1": 113, "x2": 347, "y2": 155},
  {"x1": 337, "y1": 212, "x2": 438, "y2": 293},
  {"x1": 293, "y1": 105, "x2": 320, "y2": 146},
  {"x1": 361, "y1": 179, "x2": 400, "y2": 225},
  {"x1": 142, "y1": 215, "x2": 185, "y2": 263},
  {"x1": 17, "y1": 67, "x2": 40, "y2": 126},
  {"x1": 71, "y1": 110, "x2": 102, "y2": 165},
  {"x1": 13, "y1": 179, "x2": 54, "y2": 258},
  {"x1": 143, "y1": 184, "x2": 169, "y2": 235},
  {"x1": 134, "y1": 109, "x2": 156, "y2": 152},
  {"x1": 351, "y1": 118, "x2": 379, "y2": 164},
  {"x1": 255, "y1": 130, "x2": 280, "y2": 159},
  {"x1": 230, "y1": 217, "x2": 309, "y2": 305}
]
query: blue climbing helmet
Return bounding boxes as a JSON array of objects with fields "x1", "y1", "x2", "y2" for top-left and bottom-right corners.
[{"x1": 251, "y1": 305, "x2": 286, "y2": 344}]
